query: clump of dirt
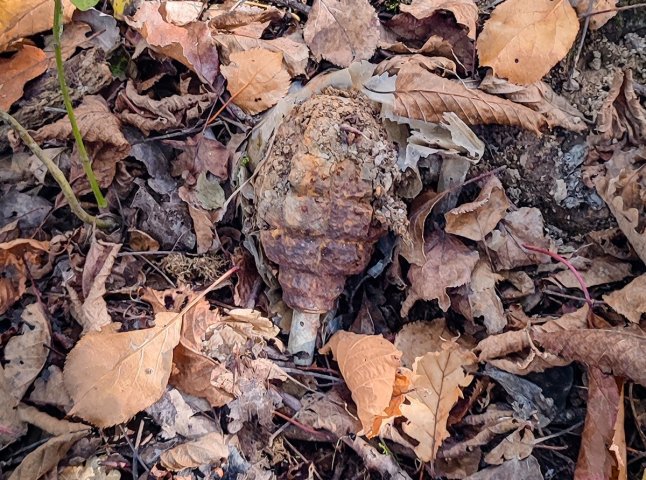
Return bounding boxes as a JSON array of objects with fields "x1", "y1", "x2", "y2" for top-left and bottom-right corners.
[
  {"x1": 158, "y1": 252, "x2": 228, "y2": 284},
  {"x1": 254, "y1": 88, "x2": 407, "y2": 312}
]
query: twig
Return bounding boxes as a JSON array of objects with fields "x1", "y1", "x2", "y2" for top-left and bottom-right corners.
[
  {"x1": 578, "y1": 2, "x2": 646, "y2": 18},
  {"x1": 543, "y1": 289, "x2": 605, "y2": 306},
  {"x1": 569, "y1": 0, "x2": 593, "y2": 85},
  {"x1": 273, "y1": 410, "x2": 320, "y2": 435},
  {"x1": 0, "y1": 109, "x2": 117, "y2": 231},
  {"x1": 53, "y1": 0, "x2": 106, "y2": 208}
]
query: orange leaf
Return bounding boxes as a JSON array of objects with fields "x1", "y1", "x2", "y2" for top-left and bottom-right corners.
[{"x1": 0, "y1": 45, "x2": 47, "y2": 110}]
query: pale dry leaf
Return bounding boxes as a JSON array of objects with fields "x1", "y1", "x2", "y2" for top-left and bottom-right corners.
[
  {"x1": 299, "y1": 390, "x2": 362, "y2": 436},
  {"x1": 375, "y1": 54, "x2": 456, "y2": 77},
  {"x1": 476, "y1": 0, "x2": 579, "y2": 84},
  {"x1": 221, "y1": 48, "x2": 290, "y2": 115},
  {"x1": 465, "y1": 456, "x2": 544, "y2": 480},
  {"x1": 0, "y1": 372, "x2": 26, "y2": 449},
  {"x1": 484, "y1": 428, "x2": 535, "y2": 465},
  {"x1": 401, "y1": 342, "x2": 477, "y2": 462},
  {"x1": 395, "y1": 318, "x2": 453, "y2": 369},
  {"x1": 399, "y1": 0, "x2": 478, "y2": 39},
  {"x1": 399, "y1": 190, "x2": 447, "y2": 266},
  {"x1": 8, "y1": 430, "x2": 87, "y2": 480},
  {"x1": 550, "y1": 255, "x2": 632, "y2": 290},
  {"x1": 162, "y1": 0, "x2": 204, "y2": 25},
  {"x1": 572, "y1": 0, "x2": 618, "y2": 30},
  {"x1": 146, "y1": 388, "x2": 219, "y2": 440},
  {"x1": 29, "y1": 366, "x2": 73, "y2": 411},
  {"x1": 401, "y1": 232, "x2": 479, "y2": 315},
  {"x1": 0, "y1": 239, "x2": 49, "y2": 314},
  {"x1": 304, "y1": 0, "x2": 380, "y2": 67},
  {"x1": 445, "y1": 176, "x2": 511, "y2": 241},
  {"x1": 320, "y1": 331, "x2": 404, "y2": 437},
  {"x1": 4, "y1": 303, "x2": 51, "y2": 400},
  {"x1": 611, "y1": 382, "x2": 628, "y2": 480},
  {"x1": 58, "y1": 455, "x2": 121, "y2": 480},
  {"x1": 393, "y1": 65, "x2": 549, "y2": 133},
  {"x1": 17, "y1": 404, "x2": 90, "y2": 436},
  {"x1": 466, "y1": 260, "x2": 506, "y2": 334},
  {"x1": 0, "y1": 0, "x2": 75, "y2": 50},
  {"x1": 478, "y1": 72, "x2": 587, "y2": 132},
  {"x1": 64, "y1": 311, "x2": 183, "y2": 427},
  {"x1": 126, "y1": 0, "x2": 219, "y2": 84},
  {"x1": 0, "y1": 45, "x2": 47, "y2": 110},
  {"x1": 160, "y1": 431, "x2": 229, "y2": 471},
  {"x1": 603, "y1": 274, "x2": 646, "y2": 323}
]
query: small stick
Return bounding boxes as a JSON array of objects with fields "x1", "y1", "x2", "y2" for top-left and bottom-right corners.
[{"x1": 579, "y1": 2, "x2": 646, "y2": 18}]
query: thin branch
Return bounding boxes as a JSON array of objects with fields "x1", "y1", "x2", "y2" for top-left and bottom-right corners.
[{"x1": 578, "y1": 2, "x2": 646, "y2": 18}]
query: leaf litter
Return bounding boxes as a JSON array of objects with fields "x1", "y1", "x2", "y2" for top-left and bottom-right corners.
[{"x1": 0, "y1": 0, "x2": 645, "y2": 478}]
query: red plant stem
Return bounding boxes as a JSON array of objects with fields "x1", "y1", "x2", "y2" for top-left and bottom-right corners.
[
  {"x1": 272, "y1": 410, "x2": 320, "y2": 435},
  {"x1": 522, "y1": 244, "x2": 593, "y2": 309}
]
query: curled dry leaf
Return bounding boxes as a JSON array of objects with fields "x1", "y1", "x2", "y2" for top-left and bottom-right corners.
[
  {"x1": 221, "y1": 48, "x2": 290, "y2": 115},
  {"x1": 304, "y1": 0, "x2": 380, "y2": 67},
  {"x1": 464, "y1": 260, "x2": 506, "y2": 334},
  {"x1": 160, "y1": 431, "x2": 229, "y2": 471},
  {"x1": 320, "y1": 331, "x2": 406, "y2": 437},
  {"x1": 126, "y1": 0, "x2": 219, "y2": 84},
  {"x1": 392, "y1": 65, "x2": 548, "y2": 133},
  {"x1": 0, "y1": 239, "x2": 49, "y2": 314},
  {"x1": 400, "y1": 342, "x2": 477, "y2": 462},
  {"x1": 572, "y1": 0, "x2": 618, "y2": 30},
  {"x1": 399, "y1": 0, "x2": 478, "y2": 39},
  {"x1": 0, "y1": 45, "x2": 47, "y2": 110},
  {"x1": 476, "y1": 0, "x2": 579, "y2": 84},
  {"x1": 402, "y1": 232, "x2": 479, "y2": 315},
  {"x1": 64, "y1": 311, "x2": 183, "y2": 427},
  {"x1": 603, "y1": 274, "x2": 646, "y2": 323},
  {"x1": 445, "y1": 176, "x2": 511, "y2": 241},
  {"x1": 0, "y1": 0, "x2": 75, "y2": 50}
]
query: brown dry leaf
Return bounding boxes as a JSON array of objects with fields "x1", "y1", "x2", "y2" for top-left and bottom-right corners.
[
  {"x1": 304, "y1": 0, "x2": 379, "y2": 67},
  {"x1": 478, "y1": 72, "x2": 587, "y2": 132},
  {"x1": 220, "y1": 48, "x2": 290, "y2": 115},
  {"x1": 465, "y1": 456, "x2": 544, "y2": 480},
  {"x1": 169, "y1": 133, "x2": 229, "y2": 181},
  {"x1": 0, "y1": 371, "x2": 26, "y2": 449},
  {"x1": 550, "y1": 255, "x2": 632, "y2": 290},
  {"x1": 399, "y1": 189, "x2": 446, "y2": 266},
  {"x1": 399, "y1": 0, "x2": 478, "y2": 39},
  {"x1": 604, "y1": 274, "x2": 646, "y2": 323},
  {"x1": 375, "y1": 54, "x2": 456, "y2": 77},
  {"x1": 299, "y1": 390, "x2": 362, "y2": 437},
  {"x1": 126, "y1": 0, "x2": 219, "y2": 84},
  {"x1": 465, "y1": 260, "x2": 506, "y2": 334},
  {"x1": 207, "y1": 2, "x2": 281, "y2": 32},
  {"x1": 484, "y1": 428, "x2": 535, "y2": 465},
  {"x1": 17, "y1": 404, "x2": 89, "y2": 436},
  {"x1": 574, "y1": 369, "x2": 623, "y2": 479},
  {"x1": 29, "y1": 366, "x2": 73, "y2": 411},
  {"x1": 532, "y1": 328, "x2": 646, "y2": 386},
  {"x1": 393, "y1": 65, "x2": 548, "y2": 133},
  {"x1": 8, "y1": 430, "x2": 87, "y2": 480},
  {"x1": 162, "y1": 0, "x2": 204, "y2": 25},
  {"x1": 0, "y1": 239, "x2": 49, "y2": 314},
  {"x1": 63, "y1": 310, "x2": 184, "y2": 427},
  {"x1": 445, "y1": 176, "x2": 511, "y2": 241},
  {"x1": 160, "y1": 431, "x2": 229, "y2": 471},
  {"x1": 0, "y1": 45, "x2": 47, "y2": 110},
  {"x1": 476, "y1": 0, "x2": 579, "y2": 84},
  {"x1": 485, "y1": 207, "x2": 553, "y2": 270},
  {"x1": 400, "y1": 342, "x2": 477, "y2": 462},
  {"x1": 402, "y1": 232, "x2": 479, "y2": 315},
  {"x1": 572, "y1": 0, "x2": 618, "y2": 30},
  {"x1": 4, "y1": 303, "x2": 51, "y2": 400},
  {"x1": 395, "y1": 318, "x2": 453, "y2": 369},
  {"x1": 320, "y1": 331, "x2": 404, "y2": 437},
  {"x1": 0, "y1": 0, "x2": 75, "y2": 50}
]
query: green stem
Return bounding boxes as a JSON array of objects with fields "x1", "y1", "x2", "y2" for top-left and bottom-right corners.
[
  {"x1": 0, "y1": 109, "x2": 117, "y2": 231},
  {"x1": 53, "y1": 0, "x2": 107, "y2": 208}
]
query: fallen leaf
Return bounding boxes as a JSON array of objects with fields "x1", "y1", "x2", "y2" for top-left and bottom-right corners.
[
  {"x1": 161, "y1": 0, "x2": 203, "y2": 25},
  {"x1": 0, "y1": 239, "x2": 50, "y2": 314},
  {"x1": 221, "y1": 48, "x2": 290, "y2": 115},
  {"x1": 299, "y1": 390, "x2": 362, "y2": 436},
  {"x1": 532, "y1": 328, "x2": 646, "y2": 386},
  {"x1": 29, "y1": 366, "x2": 73, "y2": 411},
  {"x1": 603, "y1": 274, "x2": 646, "y2": 323},
  {"x1": 0, "y1": 372, "x2": 26, "y2": 449},
  {"x1": 159, "y1": 431, "x2": 229, "y2": 471},
  {"x1": 572, "y1": 368, "x2": 623, "y2": 479},
  {"x1": 550, "y1": 255, "x2": 632, "y2": 290},
  {"x1": 394, "y1": 318, "x2": 454, "y2": 369},
  {"x1": 169, "y1": 133, "x2": 229, "y2": 181},
  {"x1": 398, "y1": 189, "x2": 446, "y2": 266},
  {"x1": 400, "y1": 342, "x2": 477, "y2": 462},
  {"x1": 402, "y1": 232, "x2": 479, "y2": 315},
  {"x1": 478, "y1": 72, "x2": 587, "y2": 132},
  {"x1": 375, "y1": 54, "x2": 457, "y2": 77},
  {"x1": 392, "y1": 65, "x2": 549, "y2": 133},
  {"x1": 8, "y1": 430, "x2": 88, "y2": 480},
  {"x1": 17, "y1": 404, "x2": 89, "y2": 436},
  {"x1": 64, "y1": 309, "x2": 184, "y2": 427},
  {"x1": 73, "y1": 8, "x2": 121, "y2": 54},
  {"x1": 484, "y1": 428, "x2": 535, "y2": 465},
  {"x1": 0, "y1": 0, "x2": 75, "y2": 50},
  {"x1": 320, "y1": 331, "x2": 405, "y2": 437},
  {"x1": 465, "y1": 260, "x2": 506, "y2": 334},
  {"x1": 126, "y1": 0, "x2": 219, "y2": 84},
  {"x1": 572, "y1": 0, "x2": 618, "y2": 30},
  {"x1": 146, "y1": 388, "x2": 219, "y2": 440},
  {"x1": 0, "y1": 45, "x2": 47, "y2": 110},
  {"x1": 464, "y1": 456, "x2": 544, "y2": 480},
  {"x1": 4, "y1": 303, "x2": 51, "y2": 400},
  {"x1": 57, "y1": 455, "x2": 121, "y2": 480},
  {"x1": 399, "y1": 0, "x2": 478, "y2": 39},
  {"x1": 445, "y1": 176, "x2": 511, "y2": 241},
  {"x1": 226, "y1": 373, "x2": 284, "y2": 433},
  {"x1": 304, "y1": 0, "x2": 380, "y2": 67},
  {"x1": 476, "y1": 0, "x2": 579, "y2": 84}
]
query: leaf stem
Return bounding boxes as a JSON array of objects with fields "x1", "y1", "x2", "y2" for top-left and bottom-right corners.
[
  {"x1": 53, "y1": 0, "x2": 107, "y2": 208},
  {"x1": 0, "y1": 109, "x2": 117, "y2": 231}
]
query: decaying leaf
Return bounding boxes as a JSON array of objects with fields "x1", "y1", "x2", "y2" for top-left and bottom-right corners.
[
  {"x1": 17, "y1": 404, "x2": 89, "y2": 436},
  {"x1": 304, "y1": 0, "x2": 380, "y2": 67},
  {"x1": 395, "y1": 318, "x2": 454, "y2": 369},
  {"x1": 549, "y1": 255, "x2": 632, "y2": 290},
  {"x1": 0, "y1": 45, "x2": 47, "y2": 110},
  {"x1": 476, "y1": 0, "x2": 579, "y2": 84},
  {"x1": 0, "y1": 239, "x2": 49, "y2": 314},
  {"x1": 221, "y1": 48, "x2": 290, "y2": 115},
  {"x1": 572, "y1": 0, "x2": 618, "y2": 30},
  {"x1": 147, "y1": 388, "x2": 220, "y2": 440},
  {"x1": 0, "y1": 0, "x2": 75, "y2": 50},
  {"x1": 400, "y1": 342, "x2": 477, "y2": 462},
  {"x1": 392, "y1": 65, "x2": 549, "y2": 133},
  {"x1": 603, "y1": 274, "x2": 646, "y2": 323},
  {"x1": 478, "y1": 72, "x2": 587, "y2": 132},
  {"x1": 299, "y1": 389, "x2": 362, "y2": 437},
  {"x1": 464, "y1": 260, "x2": 506, "y2": 334},
  {"x1": 169, "y1": 133, "x2": 229, "y2": 182},
  {"x1": 320, "y1": 331, "x2": 407, "y2": 437},
  {"x1": 64, "y1": 310, "x2": 183, "y2": 427},
  {"x1": 399, "y1": 0, "x2": 478, "y2": 39},
  {"x1": 57, "y1": 455, "x2": 121, "y2": 480},
  {"x1": 402, "y1": 232, "x2": 479, "y2": 315},
  {"x1": 484, "y1": 428, "x2": 535, "y2": 465},
  {"x1": 29, "y1": 366, "x2": 73, "y2": 411},
  {"x1": 465, "y1": 456, "x2": 544, "y2": 480},
  {"x1": 0, "y1": 371, "x2": 26, "y2": 449},
  {"x1": 126, "y1": 0, "x2": 219, "y2": 84},
  {"x1": 160, "y1": 431, "x2": 229, "y2": 471},
  {"x1": 445, "y1": 176, "x2": 511, "y2": 241}
]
